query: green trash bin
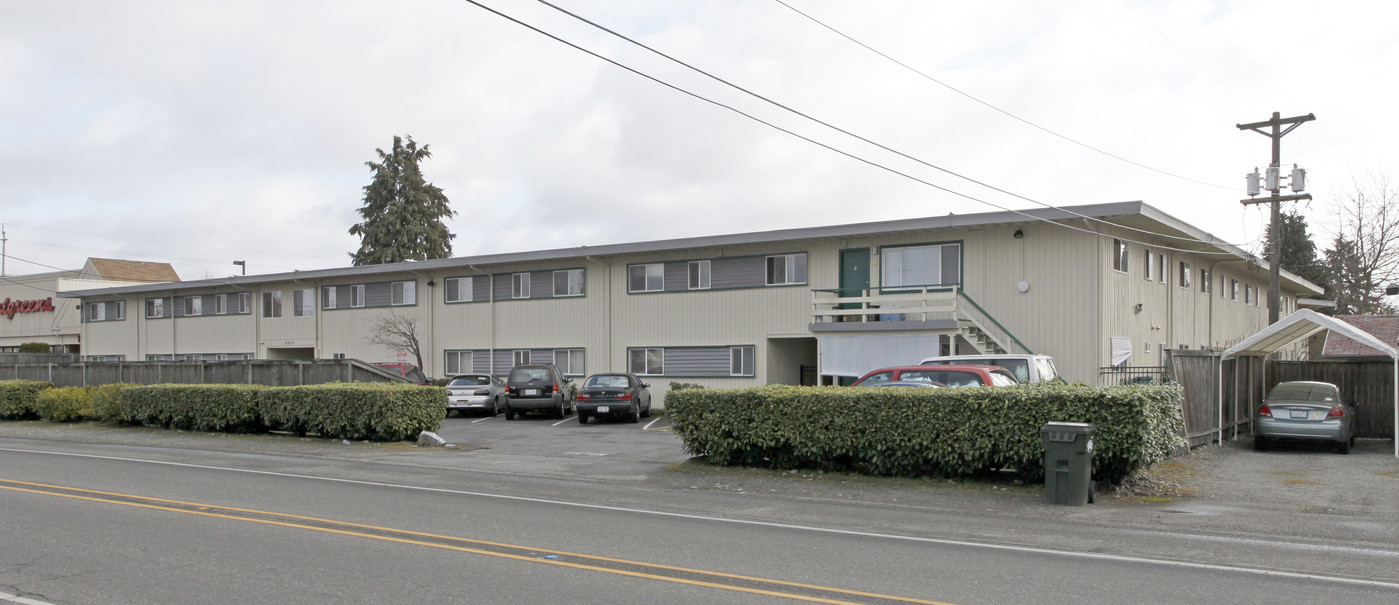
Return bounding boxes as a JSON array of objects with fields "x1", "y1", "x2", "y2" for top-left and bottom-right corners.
[{"x1": 1041, "y1": 422, "x2": 1095, "y2": 506}]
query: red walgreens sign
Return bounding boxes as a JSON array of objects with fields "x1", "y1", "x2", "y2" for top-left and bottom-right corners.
[{"x1": 2, "y1": 298, "x2": 55, "y2": 320}]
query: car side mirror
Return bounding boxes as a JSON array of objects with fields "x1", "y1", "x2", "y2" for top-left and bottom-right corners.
[
  {"x1": 564, "y1": 377, "x2": 573, "y2": 383},
  {"x1": 641, "y1": 383, "x2": 650, "y2": 388}
]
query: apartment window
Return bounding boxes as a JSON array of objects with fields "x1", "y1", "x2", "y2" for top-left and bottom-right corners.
[
  {"x1": 1179, "y1": 261, "x2": 1191, "y2": 289},
  {"x1": 767, "y1": 253, "x2": 809, "y2": 286},
  {"x1": 293, "y1": 289, "x2": 314, "y2": 317},
  {"x1": 512, "y1": 273, "x2": 531, "y2": 299},
  {"x1": 512, "y1": 350, "x2": 531, "y2": 366},
  {"x1": 881, "y1": 245, "x2": 956, "y2": 290},
  {"x1": 1112, "y1": 239, "x2": 1128, "y2": 273},
  {"x1": 146, "y1": 298, "x2": 166, "y2": 319},
  {"x1": 730, "y1": 346, "x2": 755, "y2": 376},
  {"x1": 555, "y1": 349, "x2": 585, "y2": 376},
  {"x1": 628, "y1": 348, "x2": 664, "y2": 375},
  {"x1": 350, "y1": 284, "x2": 365, "y2": 308},
  {"x1": 1200, "y1": 268, "x2": 1211, "y2": 294},
  {"x1": 212, "y1": 294, "x2": 226, "y2": 315},
  {"x1": 322, "y1": 287, "x2": 337, "y2": 309},
  {"x1": 87, "y1": 302, "x2": 106, "y2": 321},
  {"x1": 1145, "y1": 342, "x2": 1152, "y2": 353},
  {"x1": 445, "y1": 350, "x2": 473, "y2": 375},
  {"x1": 236, "y1": 292, "x2": 250, "y2": 314},
  {"x1": 1244, "y1": 285, "x2": 1252, "y2": 304},
  {"x1": 1144, "y1": 248, "x2": 1154, "y2": 280},
  {"x1": 183, "y1": 296, "x2": 202, "y2": 316},
  {"x1": 391, "y1": 280, "x2": 416, "y2": 305},
  {"x1": 553, "y1": 269, "x2": 584, "y2": 297},
  {"x1": 1158, "y1": 253, "x2": 1167, "y2": 284},
  {"x1": 629, "y1": 264, "x2": 664, "y2": 293},
  {"x1": 1221, "y1": 276, "x2": 1227, "y2": 299},
  {"x1": 689, "y1": 260, "x2": 711, "y2": 290},
  {"x1": 445, "y1": 277, "x2": 473, "y2": 303},
  {"x1": 110, "y1": 301, "x2": 125, "y2": 320},
  {"x1": 1231, "y1": 279, "x2": 1239, "y2": 301},
  {"x1": 262, "y1": 291, "x2": 283, "y2": 318}
]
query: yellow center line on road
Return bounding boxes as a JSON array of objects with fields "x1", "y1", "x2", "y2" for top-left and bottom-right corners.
[{"x1": 0, "y1": 478, "x2": 954, "y2": 605}]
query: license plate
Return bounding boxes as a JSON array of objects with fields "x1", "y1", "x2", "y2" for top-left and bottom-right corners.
[
  {"x1": 1290, "y1": 410, "x2": 1308, "y2": 419},
  {"x1": 524, "y1": 388, "x2": 540, "y2": 396},
  {"x1": 597, "y1": 406, "x2": 610, "y2": 413}
]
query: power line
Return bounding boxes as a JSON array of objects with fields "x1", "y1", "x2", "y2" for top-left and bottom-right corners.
[
  {"x1": 503, "y1": 0, "x2": 1243, "y2": 256},
  {"x1": 4, "y1": 222, "x2": 345, "y2": 262},
  {"x1": 772, "y1": 0, "x2": 1233, "y2": 191},
  {"x1": 1115, "y1": 0, "x2": 1255, "y2": 110}
]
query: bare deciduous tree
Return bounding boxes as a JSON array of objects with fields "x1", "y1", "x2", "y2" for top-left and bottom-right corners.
[
  {"x1": 1323, "y1": 172, "x2": 1399, "y2": 315},
  {"x1": 366, "y1": 311, "x2": 425, "y2": 371}
]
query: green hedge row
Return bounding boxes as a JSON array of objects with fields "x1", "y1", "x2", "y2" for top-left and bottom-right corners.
[
  {"x1": 665, "y1": 383, "x2": 1186, "y2": 485},
  {"x1": 0, "y1": 380, "x2": 444, "y2": 441},
  {"x1": 0, "y1": 380, "x2": 52, "y2": 420}
]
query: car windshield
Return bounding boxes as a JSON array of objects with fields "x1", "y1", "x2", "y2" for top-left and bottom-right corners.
[
  {"x1": 899, "y1": 369, "x2": 985, "y2": 387},
  {"x1": 585, "y1": 375, "x2": 630, "y2": 388},
  {"x1": 449, "y1": 376, "x2": 490, "y2": 386},
  {"x1": 509, "y1": 368, "x2": 549, "y2": 382}
]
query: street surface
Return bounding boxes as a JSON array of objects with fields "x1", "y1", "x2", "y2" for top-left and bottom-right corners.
[{"x1": 1, "y1": 417, "x2": 1397, "y2": 604}]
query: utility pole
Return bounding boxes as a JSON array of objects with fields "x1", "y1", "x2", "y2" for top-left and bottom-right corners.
[{"x1": 1238, "y1": 111, "x2": 1315, "y2": 325}]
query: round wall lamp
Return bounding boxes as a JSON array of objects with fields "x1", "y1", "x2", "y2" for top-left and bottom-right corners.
[{"x1": 1017, "y1": 281, "x2": 1030, "y2": 293}]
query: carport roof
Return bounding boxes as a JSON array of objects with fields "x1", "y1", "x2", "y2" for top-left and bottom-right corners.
[{"x1": 1222, "y1": 309, "x2": 1398, "y2": 361}]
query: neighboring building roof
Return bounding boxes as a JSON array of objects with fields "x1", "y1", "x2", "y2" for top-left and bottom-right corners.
[
  {"x1": 58, "y1": 201, "x2": 1322, "y2": 298},
  {"x1": 84, "y1": 258, "x2": 180, "y2": 283},
  {"x1": 1322, "y1": 315, "x2": 1399, "y2": 359}
]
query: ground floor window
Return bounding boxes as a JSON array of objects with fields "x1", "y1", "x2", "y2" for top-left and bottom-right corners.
[{"x1": 628, "y1": 348, "x2": 664, "y2": 375}]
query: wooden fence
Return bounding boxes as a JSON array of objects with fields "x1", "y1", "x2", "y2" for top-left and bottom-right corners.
[
  {"x1": 1170, "y1": 350, "x2": 1395, "y2": 446},
  {"x1": 0, "y1": 359, "x2": 407, "y2": 388}
]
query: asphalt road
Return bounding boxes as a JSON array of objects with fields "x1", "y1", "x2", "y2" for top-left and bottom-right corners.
[{"x1": 1, "y1": 419, "x2": 1398, "y2": 604}]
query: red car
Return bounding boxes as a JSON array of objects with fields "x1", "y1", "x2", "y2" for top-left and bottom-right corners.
[{"x1": 850, "y1": 365, "x2": 1020, "y2": 388}]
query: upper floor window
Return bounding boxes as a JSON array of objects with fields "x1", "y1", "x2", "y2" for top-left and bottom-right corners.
[
  {"x1": 512, "y1": 273, "x2": 530, "y2": 299},
  {"x1": 445, "y1": 277, "x2": 473, "y2": 303},
  {"x1": 629, "y1": 264, "x2": 664, "y2": 293},
  {"x1": 87, "y1": 301, "x2": 122, "y2": 321},
  {"x1": 212, "y1": 294, "x2": 227, "y2": 315},
  {"x1": 553, "y1": 269, "x2": 583, "y2": 297},
  {"x1": 882, "y1": 245, "x2": 957, "y2": 290},
  {"x1": 1113, "y1": 239, "x2": 1128, "y2": 273},
  {"x1": 1144, "y1": 248, "x2": 1154, "y2": 281},
  {"x1": 766, "y1": 253, "x2": 808, "y2": 286},
  {"x1": 1179, "y1": 261, "x2": 1191, "y2": 289},
  {"x1": 183, "y1": 296, "x2": 201, "y2": 316},
  {"x1": 391, "y1": 280, "x2": 416, "y2": 305},
  {"x1": 263, "y1": 291, "x2": 283, "y2": 318},
  {"x1": 1158, "y1": 253, "x2": 1167, "y2": 284},
  {"x1": 293, "y1": 289, "x2": 314, "y2": 317},
  {"x1": 146, "y1": 298, "x2": 167, "y2": 319},
  {"x1": 1231, "y1": 279, "x2": 1239, "y2": 301},
  {"x1": 1200, "y1": 268, "x2": 1211, "y2": 294},
  {"x1": 350, "y1": 284, "x2": 365, "y2": 308},
  {"x1": 689, "y1": 260, "x2": 711, "y2": 290},
  {"x1": 322, "y1": 287, "x2": 337, "y2": 309}
]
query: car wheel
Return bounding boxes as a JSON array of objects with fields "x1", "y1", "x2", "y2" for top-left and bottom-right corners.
[
  {"x1": 1254, "y1": 436, "x2": 1268, "y2": 451},
  {"x1": 505, "y1": 407, "x2": 516, "y2": 421},
  {"x1": 578, "y1": 414, "x2": 588, "y2": 425},
  {"x1": 641, "y1": 404, "x2": 651, "y2": 418},
  {"x1": 629, "y1": 404, "x2": 640, "y2": 423},
  {"x1": 1337, "y1": 439, "x2": 1351, "y2": 455},
  {"x1": 491, "y1": 398, "x2": 500, "y2": 417},
  {"x1": 555, "y1": 400, "x2": 566, "y2": 419}
]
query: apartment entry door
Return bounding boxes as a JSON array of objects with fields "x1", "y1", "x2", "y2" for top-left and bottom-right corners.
[{"x1": 839, "y1": 248, "x2": 870, "y2": 320}]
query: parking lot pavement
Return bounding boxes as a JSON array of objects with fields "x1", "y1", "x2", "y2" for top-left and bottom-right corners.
[{"x1": 430, "y1": 412, "x2": 690, "y2": 481}]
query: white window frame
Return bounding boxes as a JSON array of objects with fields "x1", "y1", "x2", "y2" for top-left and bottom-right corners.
[
  {"x1": 391, "y1": 280, "x2": 416, "y2": 305},
  {"x1": 729, "y1": 346, "x2": 755, "y2": 376},
  {"x1": 880, "y1": 245, "x2": 956, "y2": 291},
  {"x1": 445, "y1": 350, "x2": 473, "y2": 375},
  {"x1": 1144, "y1": 248, "x2": 1154, "y2": 281},
  {"x1": 111, "y1": 301, "x2": 124, "y2": 320},
  {"x1": 183, "y1": 296, "x2": 202, "y2": 316},
  {"x1": 688, "y1": 260, "x2": 711, "y2": 290},
  {"x1": 445, "y1": 277, "x2": 473, "y2": 303},
  {"x1": 629, "y1": 263, "x2": 664, "y2": 293},
  {"x1": 88, "y1": 302, "x2": 106, "y2": 322},
  {"x1": 512, "y1": 349, "x2": 531, "y2": 366},
  {"x1": 262, "y1": 291, "x2": 282, "y2": 318},
  {"x1": 766, "y1": 253, "x2": 808, "y2": 286},
  {"x1": 1158, "y1": 253, "x2": 1167, "y2": 284},
  {"x1": 512, "y1": 273, "x2": 531, "y2": 299},
  {"x1": 1231, "y1": 279, "x2": 1239, "y2": 301},
  {"x1": 146, "y1": 298, "x2": 165, "y2": 319},
  {"x1": 1200, "y1": 268, "x2": 1211, "y2": 294},
  {"x1": 213, "y1": 294, "x2": 227, "y2": 315},
  {"x1": 350, "y1": 284, "x2": 365, "y2": 308},
  {"x1": 553, "y1": 269, "x2": 584, "y2": 297},
  {"x1": 293, "y1": 289, "x2": 314, "y2": 317},
  {"x1": 236, "y1": 292, "x2": 251, "y2": 314},
  {"x1": 1179, "y1": 261, "x2": 1191, "y2": 289},
  {"x1": 555, "y1": 349, "x2": 585, "y2": 376},
  {"x1": 322, "y1": 287, "x2": 337, "y2": 309},
  {"x1": 628, "y1": 348, "x2": 664, "y2": 376},
  {"x1": 1112, "y1": 239, "x2": 1128, "y2": 273}
]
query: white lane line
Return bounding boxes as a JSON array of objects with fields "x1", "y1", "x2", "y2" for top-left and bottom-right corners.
[
  {"x1": 471, "y1": 415, "x2": 496, "y2": 424},
  {"x1": 551, "y1": 417, "x2": 576, "y2": 427},
  {"x1": 642, "y1": 417, "x2": 665, "y2": 430},
  {"x1": 0, "y1": 590, "x2": 59, "y2": 605},
  {"x1": 5, "y1": 445, "x2": 1399, "y2": 591}
]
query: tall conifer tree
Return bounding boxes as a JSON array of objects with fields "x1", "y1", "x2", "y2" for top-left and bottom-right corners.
[{"x1": 349, "y1": 135, "x2": 455, "y2": 265}]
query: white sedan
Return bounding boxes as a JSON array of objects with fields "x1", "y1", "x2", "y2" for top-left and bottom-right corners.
[{"x1": 446, "y1": 374, "x2": 504, "y2": 417}]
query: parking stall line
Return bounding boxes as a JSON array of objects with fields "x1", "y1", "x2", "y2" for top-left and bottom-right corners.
[
  {"x1": 552, "y1": 417, "x2": 577, "y2": 427},
  {"x1": 471, "y1": 416, "x2": 496, "y2": 424}
]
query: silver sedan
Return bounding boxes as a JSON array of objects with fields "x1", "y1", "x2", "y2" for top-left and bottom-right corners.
[
  {"x1": 1255, "y1": 381, "x2": 1356, "y2": 454},
  {"x1": 446, "y1": 374, "x2": 504, "y2": 417}
]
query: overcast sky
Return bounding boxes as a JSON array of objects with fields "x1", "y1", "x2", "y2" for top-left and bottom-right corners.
[{"x1": 2, "y1": 0, "x2": 1392, "y2": 280}]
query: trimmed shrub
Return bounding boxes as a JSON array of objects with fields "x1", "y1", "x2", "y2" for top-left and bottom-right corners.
[
  {"x1": 18, "y1": 342, "x2": 52, "y2": 353},
  {"x1": 121, "y1": 384, "x2": 267, "y2": 433},
  {"x1": 665, "y1": 383, "x2": 1185, "y2": 485},
  {"x1": 0, "y1": 380, "x2": 53, "y2": 420},
  {"x1": 34, "y1": 386, "x2": 94, "y2": 422},
  {"x1": 259, "y1": 383, "x2": 444, "y2": 441},
  {"x1": 90, "y1": 383, "x2": 136, "y2": 423}
]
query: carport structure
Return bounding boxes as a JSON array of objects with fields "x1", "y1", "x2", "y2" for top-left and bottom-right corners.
[{"x1": 1222, "y1": 309, "x2": 1399, "y2": 457}]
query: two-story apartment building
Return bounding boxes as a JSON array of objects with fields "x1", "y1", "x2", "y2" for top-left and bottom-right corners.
[{"x1": 62, "y1": 202, "x2": 1321, "y2": 392}]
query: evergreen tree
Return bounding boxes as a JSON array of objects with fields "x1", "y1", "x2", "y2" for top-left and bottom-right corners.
[
  {"x1": 1263, "y1": 210, "x2": 1327, "y2": 290},
  {"x1": 349, "y1": 135, "x2": 455, "y2": 265}
]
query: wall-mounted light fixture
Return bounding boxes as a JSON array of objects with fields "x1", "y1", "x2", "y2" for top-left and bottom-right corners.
[
  {"x1": 1134, "y1": 303, "x2": 1143, "y2": 313},
  {"x1": 1013, "y1": 229, "x2": 1024, "y2": 239}
]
